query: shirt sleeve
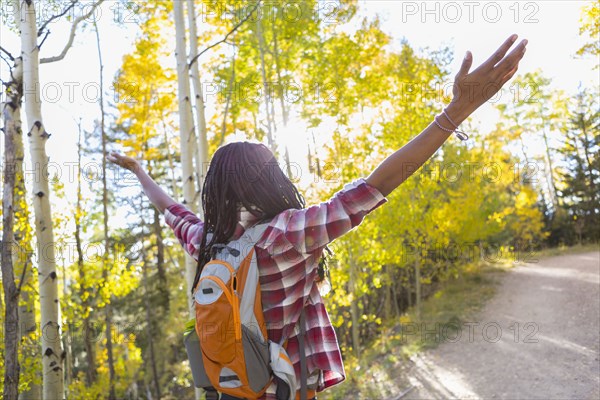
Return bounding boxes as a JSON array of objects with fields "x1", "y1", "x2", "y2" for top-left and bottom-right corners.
[
  {"x1": 254, "y1": 177, "x2": 388, "y2": 346},
  {"x1": 269, "y1": 177, "x2": 388, "y2": 255},
  {"x1": 164, "y1": 203, "x2": 204, "y2": 261}
]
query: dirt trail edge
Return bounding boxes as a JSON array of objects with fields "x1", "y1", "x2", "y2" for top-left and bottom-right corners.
[{"x1": 403, "y1": 251, "x2": 600, "y2": 400}]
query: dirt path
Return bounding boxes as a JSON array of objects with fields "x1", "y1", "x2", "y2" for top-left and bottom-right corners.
[{"x1": 402, "y1": 251, "x2": 600, "y2": 400}]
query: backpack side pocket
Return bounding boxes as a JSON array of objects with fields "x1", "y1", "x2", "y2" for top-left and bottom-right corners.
[
  {"x1": 183, "y1": 326, "x2": 212, "y2": 388},
  {"x1": 241, "y1": 324, "x2": 271, "y2": 392}
]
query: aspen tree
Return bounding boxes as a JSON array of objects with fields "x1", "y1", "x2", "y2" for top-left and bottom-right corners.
[
  {"x1": 17, "y1": 0, "x2": 105, "y2": 397},
  {"x1": 187, "y1": 0, "x2": 209, "y2": 216},
  {"x1": 172, "y1": 0, "x2": 198, "y2": 317},
  {"x1": 19, "y1": 1, "x2": 63, "y2": 396}
]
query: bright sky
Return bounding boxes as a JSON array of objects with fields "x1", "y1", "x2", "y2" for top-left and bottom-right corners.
[{"x1": 0, "y1": 0, "x2": 598, "y2": 226}]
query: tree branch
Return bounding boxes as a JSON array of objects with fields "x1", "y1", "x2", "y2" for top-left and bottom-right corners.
[
  {"x1": 38, "y1": 29, "x2": 51, "y2": 49},
  {"x1": 189, "y1": 0, "x2": 262, "y2": 68},
  {"x1": 0, "y1": 45, "x2": 15, "y2": 61},
  {"x1": 40, "y1": 0, "x2": 106, "y2": 64},
  {"x1": 0, "y1": 52, "x2": 13, "y2": 71},
  {"x1": 15, "y1": 260, "x2": 30, "y2": 297},
  {"x1": 221, "y1": 42, "x2": 237, "y2": 146},
  {"x1": 37, "y1": 0, "x2": 78, "y2": 37}
]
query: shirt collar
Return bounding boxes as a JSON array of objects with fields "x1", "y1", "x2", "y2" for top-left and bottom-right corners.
[
  {"x1": 230, "y1": 204, "x2": 264, "y2": 241},
  {"x1": 237, "y1": 205, "x2": 262, "y2": 229}
]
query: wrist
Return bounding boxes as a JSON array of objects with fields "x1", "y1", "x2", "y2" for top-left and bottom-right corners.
[
  {"x1": 131, "y1": 163, "x2": 144, "y2": 177},
  {"x1": 445, "y1": 101, "x2": 471, "y2": 126}
]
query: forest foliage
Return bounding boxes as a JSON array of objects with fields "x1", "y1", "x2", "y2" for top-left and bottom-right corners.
[{"x1": 0, "y1": 1, "x2": 598, "y2": 399}]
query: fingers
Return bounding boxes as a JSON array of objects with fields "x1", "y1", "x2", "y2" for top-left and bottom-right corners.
[
  {"x1": 106, "y1": 152, "x2": 118, "y2": 162},
  {"x1": 107, "y1": 151, "x2": 125, "y2": 166},
  {"x1": 108, "y1": 151, "x2": 124, "y2": 160},
  {"x1": 501, "y1": 63, "x2": 520, "y2": 84},
  {"x1": 494, "y1": 39, "x2": 527, "y2": 77},
  {"x1": 481, "y1": 34, "x2": 519, "y2": 70},
  {"x1": 456, "y1": 51, "x2": 473, "y2": 79}
]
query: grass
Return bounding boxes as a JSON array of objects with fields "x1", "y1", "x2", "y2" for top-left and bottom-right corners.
[
  {"x1": 531, "y1": 242, "x2": 599, "y2": 260},
  {"x1": 398, "y1": 261, "x2": 508, "y2": 356}
]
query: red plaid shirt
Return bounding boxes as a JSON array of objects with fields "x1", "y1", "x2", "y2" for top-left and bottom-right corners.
[{"x1": 164, "y1": 178, "x2": 387, "y2": 396}]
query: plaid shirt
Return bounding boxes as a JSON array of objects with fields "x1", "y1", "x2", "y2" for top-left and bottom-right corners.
[{"x1": 164, "y1": 178, "x2": 387, "y2": 397}]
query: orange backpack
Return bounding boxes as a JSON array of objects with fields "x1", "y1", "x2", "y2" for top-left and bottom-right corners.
[{"x1": 183, "y1": 220, "x2": 306, "y2": 400}]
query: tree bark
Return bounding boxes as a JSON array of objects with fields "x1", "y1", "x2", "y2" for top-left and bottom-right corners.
[
  {"x1": 187, "y1": 0, "x2": 209, "y2": 217},
  {"x1": 415, "y1": 254, "x2": 422, "y2": 321},
  {"x1": 406, "y1": 266, "x2": 413, "y2": 309},
  {"x1": 271, "y1": 20, "x2": 293, "y2": 178},
  {"x1": 579, "y1": 113, "x2": 597, "y2": 206},
  {"x1": 310, "y1": 131, "x2": 322, "y2": 179},
  {"x1": 384, "y1": 264, "x2": 392, "y2": 320},
  {"x1": 2, "y1": 52, "x2": 22, "y2": 400},
  {"x1": 255, "y1": 17, "x2": 276, "y2": 154},
  {"x1": 391, "y1": 268, "x2": 401, "y2": 316},
  {"x1": 8, "y1": 55, "x2": 41, "y2": 400},
  {"x1": 173, "y1": 0, "x2": 200, "y2": 316},
  {"x1": 540, "y1": 124, "x2": 559, "y2": 210},
  {"x1": 74, "y1": 120, "x2": 97, "y2": 385},
  {"x1": 220, "y1": 45, "x2": 237, "y2": 147},
  {"x1": 3, "y1": 53, "x2": 40, "y2": 400},
  {"x1": 173, "y1": 9, "x2": 204, "y2": 397},
  {"x1": 15, "y1": 151, "x2": 40, "y2": 398},
  {"x1": 60, "y1": 260, "x2": 72, "y2": 392},
  {"x1": 160, "y1": 117, "x2": 179, "y2": 198},
  {"x1": 348, "y1": 250, "x2": 360, "y2": 357},
  {"x1": 141, "y1": 203, "x2": 162, "y2": 399},
  {"x1": 153, "y1": 199, "x2": 170, "y2": 311},
  {"x1": 94, "y1": 21, "x2": 117, "y2": 400},
  {"x1": 20, "y1": 1, "x2": 65, "y2": 397}
]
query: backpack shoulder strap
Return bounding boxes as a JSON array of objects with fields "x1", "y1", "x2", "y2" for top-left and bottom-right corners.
[
  {"x1": 210, "y1": 218, "x2": 272, "y2": 262},
  {"x1": 240, "y1": 217, "x2": 273, "y2": 245}
]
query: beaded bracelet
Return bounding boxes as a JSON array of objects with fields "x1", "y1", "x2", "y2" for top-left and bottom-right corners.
[
  {"x1": 434, "y1": 110, "x2": 469, "y2": 141},
  {"x1": 443, "y1": 109, "x2": 459, "y2": 129}
]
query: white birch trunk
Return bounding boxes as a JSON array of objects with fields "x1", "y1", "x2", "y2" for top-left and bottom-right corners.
[
  {"x1": 173, "y1": 0, "x2": 199, "y2": 315},
  {"x1": 8, "y1": 57, "x2": 41, "y2": 400},
  {"x1": 19, "y1": 1, "x2": 64, "y2": 398},
  {"x1": 187, "y1": 0, "x2": 209, "y2": 219},
  {"x1": 174, "y1": 3, "x2": 204, "y2": 398},
  {"x1": 255, "y1": 18, "x2": 276, "y2": 153}
]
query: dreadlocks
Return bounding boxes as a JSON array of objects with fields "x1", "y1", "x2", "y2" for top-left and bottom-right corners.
[{"x1": 191, "y1": 141, "x2": 332, "y2": 294}]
